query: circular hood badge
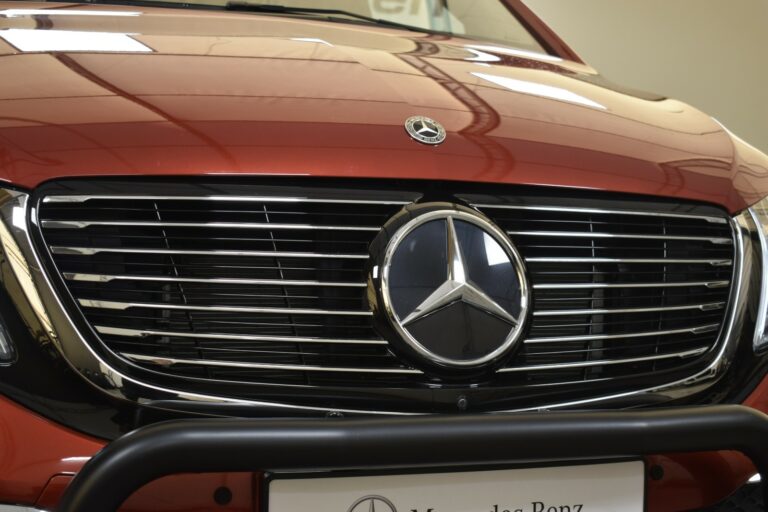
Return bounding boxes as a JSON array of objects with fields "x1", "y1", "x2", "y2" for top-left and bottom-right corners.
[
  {"x1": 404, "y1": 116, "x2": 446, "y2": 145},
  {"x1": 375, "y1": 204, "x2": 529, "y2": 369}
]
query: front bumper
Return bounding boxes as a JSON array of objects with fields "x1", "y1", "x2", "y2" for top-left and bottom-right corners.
[{"x1": 56, "y1": 404, "x2": 768, "y2": 512}]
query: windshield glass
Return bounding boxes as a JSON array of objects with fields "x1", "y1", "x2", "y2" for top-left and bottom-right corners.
[{"x1": 157, "y1": 0, "x2": 547, "y2": 53}]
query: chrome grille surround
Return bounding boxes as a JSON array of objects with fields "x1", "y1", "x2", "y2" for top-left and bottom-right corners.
[{"x1": 3, "y1": 180, "x2": 752, "y2": 414}]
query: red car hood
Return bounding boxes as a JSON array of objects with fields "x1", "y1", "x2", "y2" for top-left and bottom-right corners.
[{"x1": 1, "y1": 2, "x2": 766, "y2": 212}]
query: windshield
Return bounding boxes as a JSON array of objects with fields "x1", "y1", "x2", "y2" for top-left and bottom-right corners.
[{"x1": 124, "y1": 0, "x2": 547, "y2": 53}]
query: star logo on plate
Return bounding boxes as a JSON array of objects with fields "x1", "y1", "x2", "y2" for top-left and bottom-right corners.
[{"x1": 347, "y1": 495, "x2": 398, "y2": 512}]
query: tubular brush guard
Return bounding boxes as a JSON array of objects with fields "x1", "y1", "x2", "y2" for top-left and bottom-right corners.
[{"x1": 58, "y1": 405, "x2": 768, "y2": 511}]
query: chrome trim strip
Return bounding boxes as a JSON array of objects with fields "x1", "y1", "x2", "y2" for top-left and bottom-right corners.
[
  {"x1": 497, "y1": 347, "x2": 708, "y2": 373},
  {"x1": 533, "y1": 302, "x2": 726, "y2": 317},
  {"x1": 526, "y1": 257, "x2": 731, "y2": 266},
  {"x1": 533, "y1": 280, "x2": 730, "y2": 290},
  {"x1": 51, "y1": 246, "x2": 368, "y2": 259},
  {"x1": 748, "y1": 207, "x2": 768, "y2": 353},
  {"x1": 473, "y1": 203, "x2": 728, "y2": 224},
  {"x1": 78, "y1": 299, "x2": 373, "y2": 316},
  {"x1": 525, "y1": 324, "x2": 720, "y2": 344},
  {"x1": 41, "y1": 220, "x2": 381, "y2": 231},
  {"x1": 507, "y1": 230, "x2": 732, "y2": 244},
  {"x1": 0, "y1": 198, "x2": 56, "y2": 339},
  {"x1": 96, "y1": 325, "x2": 388, "y2": 345},
  {"x1": 0, "y1": 506, "x2": 48, "y2": 512},
  {"x1": 63, "y1": 272, "x2": 367, "y2": 288},
  {"x1": 43, "y1": 195, "x2": 411, "y2": 205},
  {"x1": 122, "y1": 352, "x2": 423, "y2": 375}
]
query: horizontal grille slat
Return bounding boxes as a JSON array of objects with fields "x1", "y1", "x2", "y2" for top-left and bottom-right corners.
[
  {"x1": 470, "y1": 203, "x2": 728, "y2": 224},
  {"x1": 121, "y1": 346, "x2": 708, "y2": 375},
  {"x1": 63, "y1": 273, "x2": 367, "y2": 288},
  {"x1": 122, "y1": 352, "x2": 424, "y2": 375},
  {"x1": 78, "y1": 299, "x2": 373, "y2": 316},
  {"x1": 534, "y1": 280, "x2": 729, "y2": 290},
  {"x1": 507, "y1": 230, "x2": 731, "y2": 244},
  {"x1": 528, "y1": 311, "x2": 726, "y2": 332},
  {"x1": 95, "y1": 325, "x2": 388, "y2": 345},
  {"x1": 525, "y1": 324, "x2": 720, "y2": 344},
  {"x1": 41, "y1": 220, "x2": 383, "y2": 231},
  {"x1": 36, "y1": 181, "x2": 735, "y2": 410},
  {"x1": 89, "y1": 314, "x2": 376, "y2": 333},
  {"x1": 534, "y1": 289, "x2": 727, "y2": 303},
  {"x1": 499, "y1": 347, "x2": 709, "y2": 373},
  {"x1": 525, "y1": 257, "x2": 731, "y2": 265},
  {"x1": 532, "y1": 302, "x2": 725, "y2": 317},
  {"x1": 525, "y1": 340, "x2": 711, "y2": 356},
  {"x1": 51, "y1": 246, "x2": 369, "y2": 259},
  {"x1": 43, "y1": 195, "x2": 412, "y2": 205}
]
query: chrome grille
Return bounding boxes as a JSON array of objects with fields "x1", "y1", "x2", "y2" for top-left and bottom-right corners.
[
  {"x1": 34, "y1": 181, "x2": 736, "y2": 411},
  {"x1": 462, "y1": 195, "x2": 734, "y2": 383}
]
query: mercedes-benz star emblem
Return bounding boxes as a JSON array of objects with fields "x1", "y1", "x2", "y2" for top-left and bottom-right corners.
[
  {"x1": 404, "y1": 116, "x2": 446, "y2": 145},
  {"x1": 378, "y1": 205, "x2": 529, "y2": 368},
  {"x1": 347, "y1": 495, "x2": 398, "y2": 512}
]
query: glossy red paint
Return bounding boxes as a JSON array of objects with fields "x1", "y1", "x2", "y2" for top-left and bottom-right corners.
[
  {"x1": 744, "y1": 370, "x2": 768, "y2": 412},
  {"x1": 119, "y1": 473, "x2": 255, "y2": 512},
  {"x1": 36, "y1": 473, "x2": 257, "y2": 511},
  {"x1": 646, "y1": 452, "x2": 755, "y2": 512},
  {"x1": 0, "y1": 2, "x2": 767, "y2": 213},
  {"x1": 0, "y1": 394, "x2": 257, "y2": 510},
  {"x1": 37, "y1": 475, "x2": 75, "y2": 510},
  {"x1": 2, "y1": 2, "x2": 768, "y2": 511},
  {"x1": 0, "y1": 394, "x2": 102, "y2": 504}
]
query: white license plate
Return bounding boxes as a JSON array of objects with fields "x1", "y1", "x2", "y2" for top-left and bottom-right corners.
[{"x1": 268, "y1": 460, "x2": 644, "y2": 512}]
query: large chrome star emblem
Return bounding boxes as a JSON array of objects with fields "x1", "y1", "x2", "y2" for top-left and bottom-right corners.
[
  {"x1": 378, "y1": 206, "x2": 529, "y2": 368},
  {"x1": 404, "y1": 115, "x2": 446, "y2": 145},
  {"x1": 401, "y1": 216, "x2": 519, "y2": 327}
]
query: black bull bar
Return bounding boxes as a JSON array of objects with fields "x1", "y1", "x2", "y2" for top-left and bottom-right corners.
[{"x1": 57, "y1": 405, "x2": 768, "y2": 511}]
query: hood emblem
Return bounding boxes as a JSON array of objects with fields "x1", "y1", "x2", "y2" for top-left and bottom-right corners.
[
  {"x1": 404, "y1": 116, "x2": 446, "y2": 145},
  {"x1": 378, "y1": 206, "x2": 529, "y2": 368}
]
